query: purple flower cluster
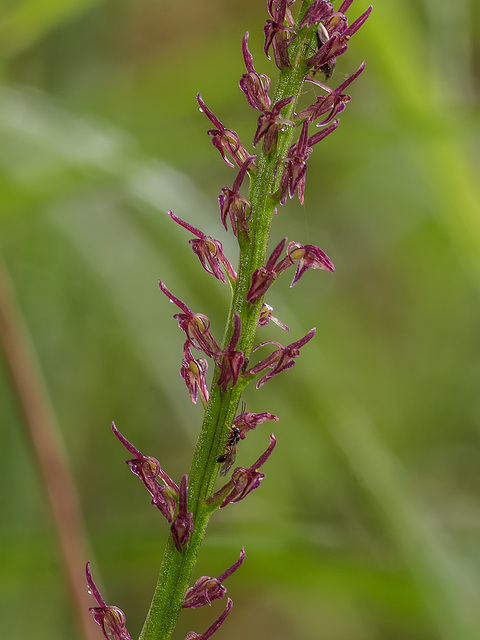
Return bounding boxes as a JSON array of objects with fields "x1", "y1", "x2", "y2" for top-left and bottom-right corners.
[{"x1": 86, "y1": 2, "x2": 370, "y2": 638}]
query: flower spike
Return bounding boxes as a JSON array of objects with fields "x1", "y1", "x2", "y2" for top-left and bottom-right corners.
[
  {"x1": 183, "y1": 548, "x2": 245, "y2": 608},
  {"x1": 184, "y1": 598, "x2": 233, "y2": 640},
  {"x1": 86, "y1": 562, "x2": 133, "y2": 640}
]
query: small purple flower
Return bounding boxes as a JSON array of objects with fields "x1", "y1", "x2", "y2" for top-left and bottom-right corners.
[
  {"x1": 298, "y1": 61, "x2": 366, "y2": 125},
  {"x1": 86, "y1": 562, "x2": 133, "y2": 640},
  {"x1": 233, "y1": 411, "x2": 279, "y2": 439},
  {"x1": 298, "y1": 0, "x2": 336, "y2": 30},
  {"x1": 239, "y1": 33, "x2": 271, "y2": 111},
  {"x1": 112, "y1": 423, "x2": 178, "y2": 522},
  {"x1": 197, "y1": 93, "x2": 250, "y2": 168},
  {"x1": 254, "y1": 95, "x2": 295, "y2": 154},
  {"x1": 184, "y1": 598, "x2": 233, "y2": 640},
  {"x1": 264, "y1": 0, "x2": 296, "y2": 69},
  {"x1": 171, "y1": 474, "x2": 194, "y2": 552},
  {"x1": 306, "y1": 4, "x2": 372, "y2": 75},
  {"x1": 218, "y1": 156, "x2": 255, "y2": 238},
  {"x1": 159, "y1": 281, "x2": 219, "y2": 357},
  {"x1": 278, "y1": 119, "x2": 339, "y2": 205},
  {"x1": 181, "y1": 342, "x2": 209, "y2": 406},
  {"x1": 246, "y1": 328, "x2": 316, "y2": 389},
  {"x1": 219, "y1": 434, "x2": 277, "y2": 507},
  {"x1": 246, "y1": 237, "x2": 287, "y2": 304},
  {"x1": 183, "y1": 548, "x2": 245, "y2": 608},
  {"x1": 258, "y1": 303, "x2": 289, "y2": 331},
  {"x1": 214, "y1": 312, "x2": 244, "y2": 392},
  {"x1": 274, "y1": 241, "x2": 335, "y2": 286},
  {"x1": 168, "y1": 211, "x2": 237, "y2": 283}
]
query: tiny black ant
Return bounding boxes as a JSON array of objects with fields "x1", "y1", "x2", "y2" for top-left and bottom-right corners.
[{"x1": 217, "y1": 426, "x2": 241, "y2": 476}]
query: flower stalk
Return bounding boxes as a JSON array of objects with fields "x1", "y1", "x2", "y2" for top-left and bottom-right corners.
[{"x1": 86, "y1": 2, "x2": 371, "y2": 639}]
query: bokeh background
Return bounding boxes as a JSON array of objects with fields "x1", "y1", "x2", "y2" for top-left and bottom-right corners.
[{"x1": 1, "y1": 0, "x2": 480, "y2": 639}]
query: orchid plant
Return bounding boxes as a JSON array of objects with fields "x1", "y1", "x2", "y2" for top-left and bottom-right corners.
[{"x1": 86, "y1": 1, "x2": 372, "y2": 639}]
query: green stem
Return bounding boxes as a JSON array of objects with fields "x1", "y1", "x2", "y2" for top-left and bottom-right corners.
[{"x1": 139, "y1": 9, "x2": 317, "y2": 640}]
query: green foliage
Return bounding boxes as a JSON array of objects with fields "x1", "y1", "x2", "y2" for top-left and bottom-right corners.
[{"x1": 1, "y1": 1, "x2": 479, "y2": 639}]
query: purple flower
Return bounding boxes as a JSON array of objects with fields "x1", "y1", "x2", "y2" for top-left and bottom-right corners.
[
  {"x1": 183, "y1": 548, "x2": 245, "y2": 608},
  {"x1": 197, "y1": 93, "x2": 250, "y2": 168},
  {"x1": 274, "y1": 241, "x2": 335, "y2": 286},
  {"x1": 278, "y1": 119, "x2": 339, "y2": 205},
  {"x1": 218, "y1": 156, "x2": 255, "y2": 238},
  {"x1": 254, "y1": 95, "x2": 295, "y2": 153},
  {"x1": 306, "y1": 3, "x2": 373, "y2": 76},
  {"x1": 246, "y1": 328, "x2": 316, "y2": 389},
  {"x1": 184, "y1": 598, "x2": 233, "y2": 640},
  {"x1": 214, "y1": 312, "x2": 244, "y2": 392},
  {"x1": 218, "y1": 434, "x2": 277, "y2": 507},
  {"x1": 171, "y1": 474, "x2": 194, "y2": 552},
  {"x1": 86, "y1": 562, "x2": 133, "y2": 640},
  {"x1": 298, "y1": 61, "x2": 366, "y2": 125},
  {"x1": 239, "y1": 33, "x2": 271, "y2": 111},
  {"x1": 264, "y1": 0, "x2": 296, "y2": 69},
  {"x1": 181, "y1": 342, "x2": 209, "y2": 406},
  {"x1": 258, "y1": 303, "x2": 289, "y2": 331},
  {"x1": 168, "y1": 211, "x2": 237, "y2": 283},
  {"x1": 233, "y1": 410, "x2": 279, "y2": 438},
  {"x1": 298, "y1": 0, "x2": 336, "y2": 30},
  {"x1": 159, "y1": 281, "x2": 219, "y2": 357},
  {"x1": 239, "y1": 32, "x2": 294, "y2": 153},
  {"x1": 112, "y1": 423, "x2": 178, "y2": 522},
  {"x1": 246, "y1": 237, "x2": 287, "y2": 304}
]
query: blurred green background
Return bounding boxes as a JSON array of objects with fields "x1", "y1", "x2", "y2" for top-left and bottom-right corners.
[{"x1": 1, "y1": 0, "x2": 480, "y2": 639}]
